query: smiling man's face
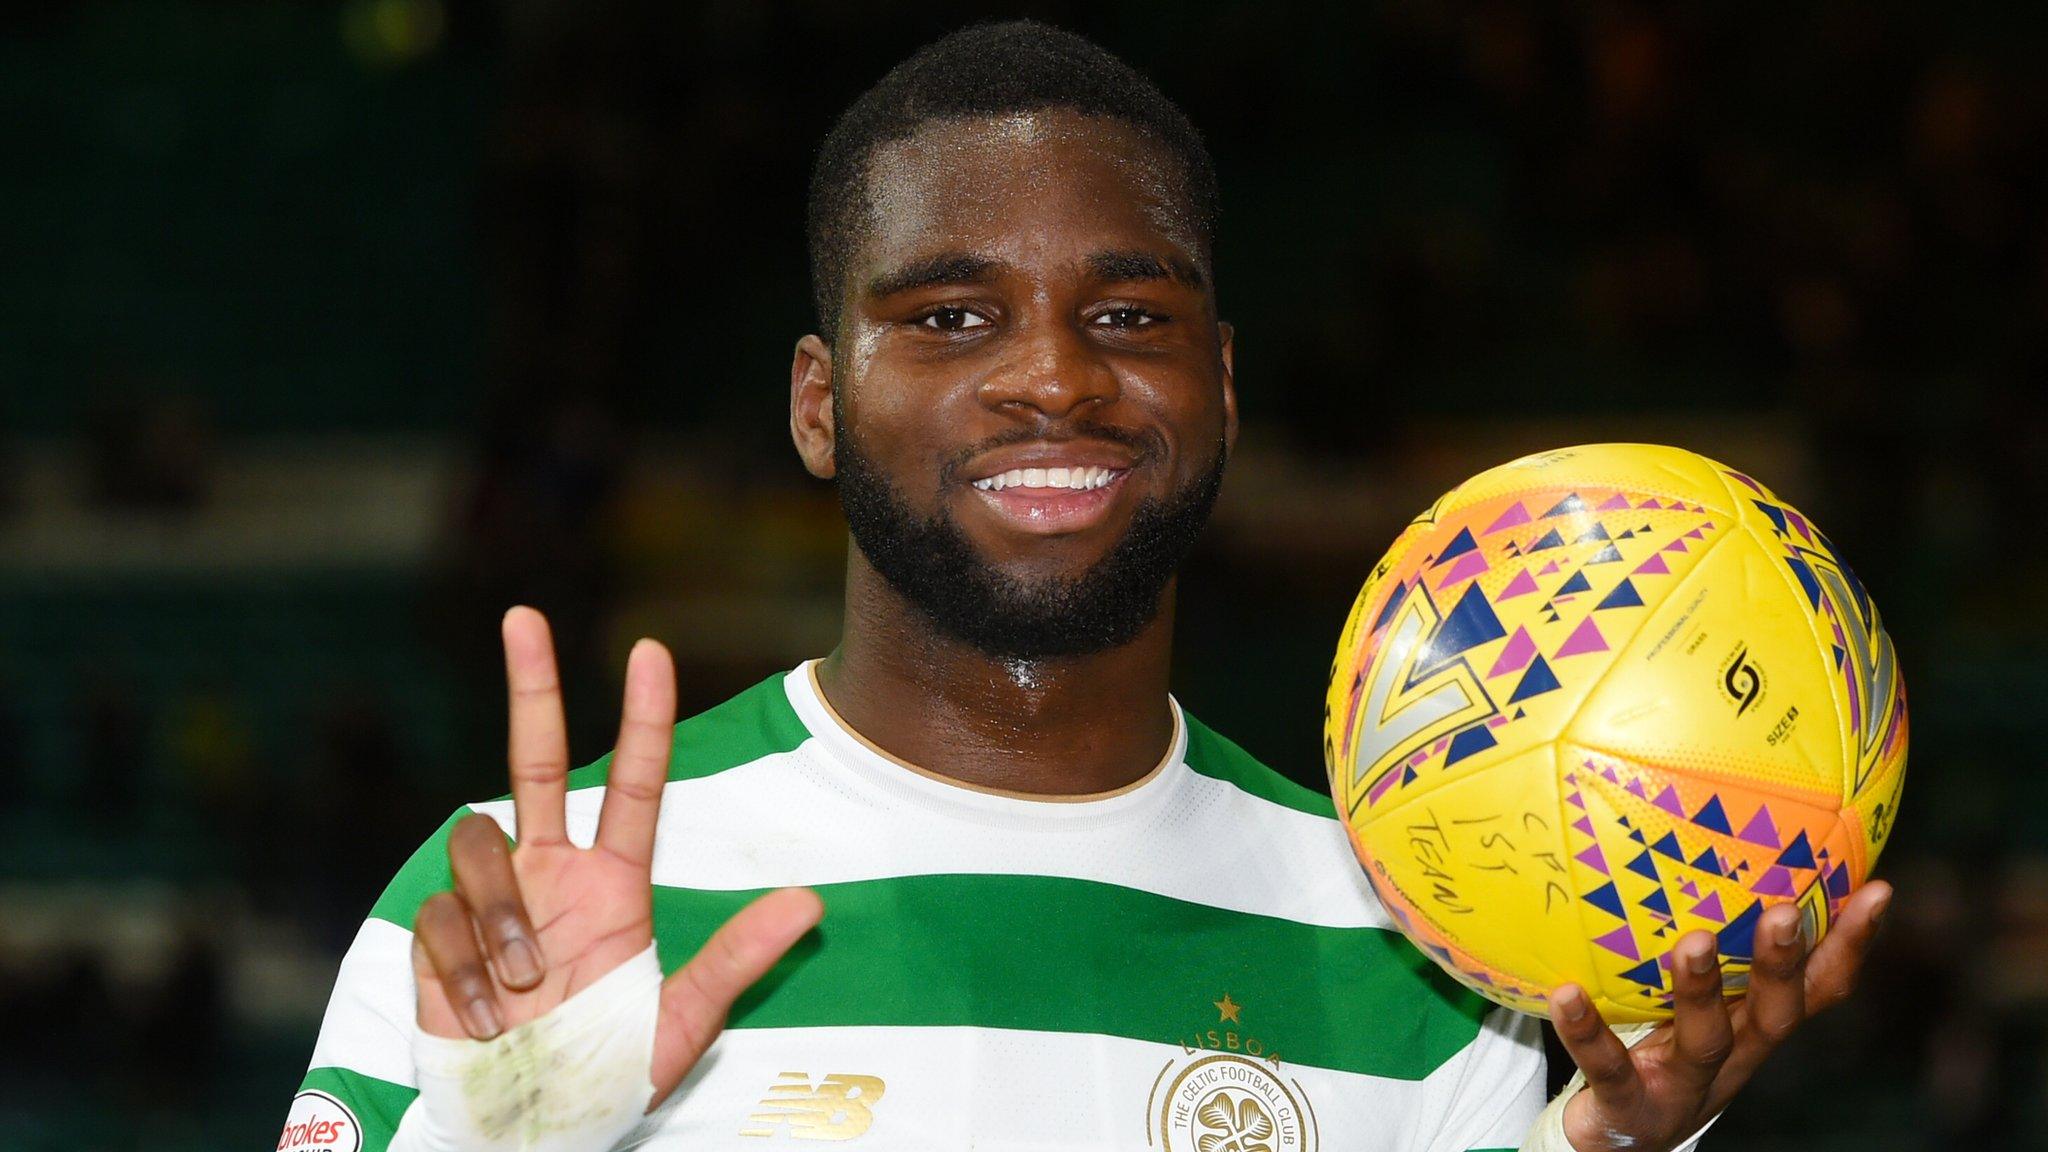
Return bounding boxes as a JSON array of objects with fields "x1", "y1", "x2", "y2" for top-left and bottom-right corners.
[{"x1": 820, "y1": 108, "x2": 1237, "y2": 659}]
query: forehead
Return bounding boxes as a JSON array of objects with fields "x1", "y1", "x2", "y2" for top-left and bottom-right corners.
[{"x1": 857, "y1": 109, "x2": 1203, "y2": 280}]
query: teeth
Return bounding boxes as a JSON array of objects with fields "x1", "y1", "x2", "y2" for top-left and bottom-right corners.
[{"x1": 972, "y1": 466, "x2": 1120, "y2": 492}]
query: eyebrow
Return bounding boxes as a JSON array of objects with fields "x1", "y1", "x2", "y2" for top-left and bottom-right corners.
[
  {"x1": 1087, "y1": 249, "x2": 1207, "y2": 290},
  {"x1": 861, "y1": 246, "x2": 1209, "y2": 301},
  {"x1": 864, "y1": 252, "x2": 999, "y2": 299}
]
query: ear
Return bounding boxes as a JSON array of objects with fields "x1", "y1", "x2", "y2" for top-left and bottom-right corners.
[
  {"x1": 790, "y1": 334, "x2": 837, "y2": 479},
  {"x1": 1217, "y1": 320, "x2": 1239, "y2": 455}
]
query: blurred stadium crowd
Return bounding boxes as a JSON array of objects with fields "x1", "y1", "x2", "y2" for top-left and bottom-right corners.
[{"x1": 1, "y1": 2, "x2": 2045, "y2": 1149}]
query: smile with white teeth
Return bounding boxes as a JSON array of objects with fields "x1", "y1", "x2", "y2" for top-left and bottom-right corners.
[{"x1": 971, "y1": 465, "x2": 1121, "y2": 492}]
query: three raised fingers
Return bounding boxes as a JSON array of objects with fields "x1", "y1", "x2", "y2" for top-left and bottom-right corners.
[
  {"x1": 448, "y1": 813, "x2": 545, "y2": 991},
  {"x1": 595, "y1": 638, "x2": 677, "y2": 871}
]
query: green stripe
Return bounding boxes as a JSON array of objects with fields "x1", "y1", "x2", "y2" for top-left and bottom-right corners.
[
  {"x1": 653, "y1": 872, "x2": 1490, "y2": 1081},
  {"x1": 368, "y1": 807, "x2": 465, "y2": 927},
  {"x1": 369, "y1": 673, "x2": 807, "y2": 928},
  {"x1": 559, "y1": 671, "x2": 810, "y2": 793},
  {"x1": 1181, "y1": 712, "x2": 1337, "y2": 819},
  {"x1": 298, "y1": 1065, "x2": 418, "y2": 1152}
]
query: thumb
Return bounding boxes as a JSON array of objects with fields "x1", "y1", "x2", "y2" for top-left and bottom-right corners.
[{"x1": 649, "y1": 887, "x2": 825, "y2": 1106}]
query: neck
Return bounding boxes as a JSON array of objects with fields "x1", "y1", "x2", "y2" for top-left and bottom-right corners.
[{"x1": 815, "y1": 549, "x2": 1178, "y2": 796}]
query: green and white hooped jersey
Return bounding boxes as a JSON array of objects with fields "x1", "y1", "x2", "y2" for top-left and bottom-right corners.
[{"x1": 288, "y1": 663, "x2": 1544, "y2": 1152}]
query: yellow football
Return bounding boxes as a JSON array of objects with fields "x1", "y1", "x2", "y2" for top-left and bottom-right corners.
[{"x1": 1323, "y1": 444, "x2": 1907, "y2": 1021}]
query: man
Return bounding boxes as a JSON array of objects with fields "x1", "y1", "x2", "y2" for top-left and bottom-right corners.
[{"x1": 285, "y1": 21, "x2": 1889, "y2": 1152}]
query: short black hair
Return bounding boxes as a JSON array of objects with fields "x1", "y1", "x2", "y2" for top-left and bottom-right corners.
[{"x1": 805, "y1": 20, "x2": 1219, "y2": 339}]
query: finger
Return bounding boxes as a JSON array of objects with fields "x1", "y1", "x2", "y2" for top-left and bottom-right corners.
[
  {"x1": 1741, "y1": 905, "x2": 1809, "y2": 1052},
  {"x1": 448, "y1": 813, "x2": 546, "y2": 991},
  {"x1": 651, "y1": 887, "x2": 825, "y2": 1104},
  {"x1": 416, "y1": 890, "x2": 504, "y2": 1040},
  {"x1": 1548, "y1": 984, "x2": 1644, "y2": 1114},
  {"x1": 1668, "y1": 930, "x2": 1736, "y2": 1087},
  {"x1": 595, "y1": 638, "x2": 677, "y2": 870},
  {"x1": 411, "y1": 933, "x2": 465, "y2": 1039},
  {"x1": 1803, "y1": 879, "x2": 1892, "y2": 1012},
  {"x1": 504, "y1": 606, "x2": 570, "y2": 847}
]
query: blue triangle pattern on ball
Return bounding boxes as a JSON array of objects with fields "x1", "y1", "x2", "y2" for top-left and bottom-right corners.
[
  {"x1": 1555, "y1": 570, "x2": 1593, "y2": 596},
  {"x1": 1785, "y1": 556, "x2": 1824, "y2": 609},
  {"x1": 1776, "y1": 830, "x2": 1817, "y2": 870},
  {"x1": 1434, "y1": 527, "x2": 1480, "y2": 566},
  {"x1": 1620, "y1": 958, "x2": 1666, "y2": 990},
  {"x1": 1372, "y1": 581, "x2": 1410, "y2": 634},
  {"x1": 1691, "y1": 796, "x2": 1733, "y2": 834},
  {"x1": 1585, "y1": 882, "x2": 1626, "y2": 919},
  {"x1": 1717, "y1": 899, "x2": 1764, "y2": 961},
  {"x1": 1443, "y1": 724, "x2": 1498, "y2": 766},
  {"x1": 1825, "y1": 864, "x2": 1854, "y2": 900},
  {"x1": 1752, "y1": 500, "x2": 1790, "y2": 536},
  {"x1": 1507, "y1": 656, "x2": 1561, "y2": 703},
  {"x1": 1596, "y1": 580, "x2": 1645, "y2": 610},
  {"x1": 1414, "y1": 583, "x2": 1507, "y2": 677}
]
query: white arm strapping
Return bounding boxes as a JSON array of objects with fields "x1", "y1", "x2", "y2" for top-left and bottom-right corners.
[
  {"x1": 390, "y1": 944, "x2": 663, "y2": 1152},
  {"x1": 1521, "y1": 1023, "x2": 1721, "y2": 1152}
]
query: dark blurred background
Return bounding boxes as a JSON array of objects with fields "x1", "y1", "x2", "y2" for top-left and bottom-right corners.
[{"x1": 2, "y1": 2, "x2": 2044, "y2": 1149}]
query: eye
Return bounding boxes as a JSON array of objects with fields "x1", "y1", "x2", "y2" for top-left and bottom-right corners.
[
  {"x1": 917, "y1": 306, "x2": 991, "y2": 331},
  {"x1": 1093, "y1": 306, "x2": 1163, "y2": 329}
]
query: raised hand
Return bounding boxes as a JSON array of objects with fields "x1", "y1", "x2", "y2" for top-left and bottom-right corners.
[
  {"x1": 1548, "y1": 880, "x2": 1892, "y2": 1152},
  {"x1": 411, "y1": 607, "x2": 823, "y2": 1106}
]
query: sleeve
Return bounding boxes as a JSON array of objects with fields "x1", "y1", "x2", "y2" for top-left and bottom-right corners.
[
  {"x1": 1412, "y1": 1005, "x2": 1549, "y2": 1152},
  {"x1": 279, "y1": 809, "x2": 469, "y2": 1152}
]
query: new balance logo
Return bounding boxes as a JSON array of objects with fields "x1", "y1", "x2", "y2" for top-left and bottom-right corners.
[{"x1": 739, "y1": 1073, "x2": 887, "y2": 1140}]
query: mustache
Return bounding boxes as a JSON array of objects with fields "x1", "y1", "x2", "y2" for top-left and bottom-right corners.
[{"x1": 935, "y1": 422, "x2": 1169, "y2": 488}]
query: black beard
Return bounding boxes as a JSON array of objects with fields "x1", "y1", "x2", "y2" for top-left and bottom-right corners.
[{"x1": 835, "y1": 426, "x2": 1227, "y2": 662}]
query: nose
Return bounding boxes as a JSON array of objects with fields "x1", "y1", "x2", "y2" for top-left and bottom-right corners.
[{"x1": 975, "y1": 315, "x2": 1120, "y2": 421}]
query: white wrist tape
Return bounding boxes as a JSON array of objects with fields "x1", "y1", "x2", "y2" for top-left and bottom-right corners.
[
  {"x1": 394, "y1": 944, "x2": 663, "y2": 1152},
  {"x1": 1523, "y1": 1085, "x2": 1579, "y2": 1152}
]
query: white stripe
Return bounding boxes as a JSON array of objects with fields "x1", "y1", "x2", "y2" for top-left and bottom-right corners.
[
  {"x1": 1414, "y1": 1006, "x2": 1548, "y2": 1152},
  {"x1": 308, "y1": 917, "x2": 420, "y2": 1088},
  {"x1": 604, "y1": 1020, "x2": 1539, "y2": 1151},
  {"x1": 464, "y1": 665, "x2": 1394, "y2": 931},
  {"x1": 467, "y1": 738, "x2": 1391, "y2": 931}
]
